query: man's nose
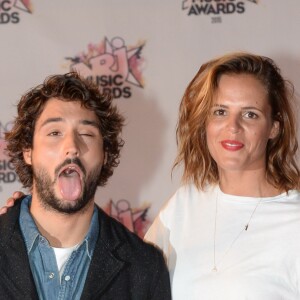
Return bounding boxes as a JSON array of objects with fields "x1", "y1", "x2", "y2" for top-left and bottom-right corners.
[{"x1": 64, "y1": 133, "x2": 80, "y2": 157}]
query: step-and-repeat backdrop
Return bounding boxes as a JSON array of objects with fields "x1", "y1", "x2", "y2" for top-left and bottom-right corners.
[{"x1": 1, "y1": 0, "x2": 300, "y2": 237}]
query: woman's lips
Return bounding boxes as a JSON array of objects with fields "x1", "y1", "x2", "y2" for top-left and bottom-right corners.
[{"x1": 220, "y1": 140, "x2": 244, "y2": 151}]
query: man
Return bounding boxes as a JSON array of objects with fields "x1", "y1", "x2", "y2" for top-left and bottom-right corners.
[{"x1": 0, "y1": 72, "x2": 171, "y2": 299}]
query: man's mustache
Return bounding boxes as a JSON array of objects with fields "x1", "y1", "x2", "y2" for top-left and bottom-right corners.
[{"x1": 54, "y1": 158, "x2": 86, "y2": 178}]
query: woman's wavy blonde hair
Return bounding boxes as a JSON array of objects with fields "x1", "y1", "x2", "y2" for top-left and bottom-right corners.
[{"x1": 174, "y1": 52, "x2": 299, "y2": 192}]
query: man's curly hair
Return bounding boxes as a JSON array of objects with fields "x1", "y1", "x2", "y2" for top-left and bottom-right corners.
[{"x1": 5, "y1": 72, "x2": 124, "y2": 189}]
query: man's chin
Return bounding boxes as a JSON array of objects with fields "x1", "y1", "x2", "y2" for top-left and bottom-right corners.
[
  {"x1": 41, "y1": 195, "x2": 91, "y2": 214},
  {"x1": 34, "y1": 164, "x2": 100, "y2": 215},
  {"x1": 59, "y1": 196, "x2": 82, "y2": 204},
  {"x1": 54, "y1": 187, "x2": 83, "y2": 203}
]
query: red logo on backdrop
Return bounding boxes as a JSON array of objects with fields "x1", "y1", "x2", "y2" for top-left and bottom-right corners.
[
  {"x1": 65, "y1": 37, "x2": 145, "y2": 99},
  {"x1": 103, "y1": 199, "x2": 150, "y2": 238},
  {"x1": 0, "y1": 0, "x2": 33, "y2": 24},
  {"x1": 182, "y1": 0, "x2": 258, "y2": 23}
]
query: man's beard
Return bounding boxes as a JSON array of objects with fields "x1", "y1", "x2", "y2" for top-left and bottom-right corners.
[{"x1": 33, "y1": 158, "x2": 102, "y2": 214}]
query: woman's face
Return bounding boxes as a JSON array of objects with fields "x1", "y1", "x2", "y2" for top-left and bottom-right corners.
[{"x1": 206, "y1": 73, "x2": 279, "y2": 174}]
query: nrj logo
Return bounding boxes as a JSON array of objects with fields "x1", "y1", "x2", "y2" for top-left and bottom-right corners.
[
  {"x1": 65, "y1": 37, "x2": 145, "y2": 99},
  {"x1": 0, "y1": 0, "x2": 32, "y2": 24},
  {"x1": 182, "y1": 0, "x2": 258, "y2": 19},
  {"x1": 104, "y1": 199, "x2": 150, "y2": 238},
  {"x1": 0, "y1": 121, "x2": 19, "y2": 188}
]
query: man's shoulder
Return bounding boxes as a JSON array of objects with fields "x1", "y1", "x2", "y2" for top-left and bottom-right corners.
[
  {"x1": 96, "y1": 206, "x2": 164, "y2": 262},
  {"x1": 84, "y1": 207, "x2": 171, "y2": 299},
  {"x1": 0, "y1": 198, "x2": 21, "y2": 221},
  {"x1": 0, "y1": 200, "x2": 22, "y2": 246}
]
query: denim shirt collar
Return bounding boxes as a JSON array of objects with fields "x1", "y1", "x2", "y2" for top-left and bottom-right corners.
[{"x1": 19, "y1": 195, "x2": 99, "y2": 257}]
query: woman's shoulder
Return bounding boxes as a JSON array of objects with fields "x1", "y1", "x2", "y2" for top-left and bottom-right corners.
[
  {"x1": 281, "y1": 189, "x2": 300, "y2": 204},
  {"x1": 160, "y1": 184, "x2": 217, "y2": 216},
  {"x1": 172, "y1": 183, "x2": 216, "y2": 200}
]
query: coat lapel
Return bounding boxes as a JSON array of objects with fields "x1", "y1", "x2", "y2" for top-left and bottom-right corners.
[{"x1": 80, "y1": 207, "x2": 126, "y2": 299}]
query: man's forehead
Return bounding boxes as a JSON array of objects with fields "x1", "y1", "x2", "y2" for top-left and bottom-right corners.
[{"x1": 36, "y1": 98, "x2": 100, "y2": 127}]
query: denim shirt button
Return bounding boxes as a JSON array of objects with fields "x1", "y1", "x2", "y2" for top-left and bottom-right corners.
[
  {"x1": 65, "y1": 275, "x2": 71, "y2": 281},
  {"x1": 49, "y1": 272, "x2": 55, "y2": 279}
]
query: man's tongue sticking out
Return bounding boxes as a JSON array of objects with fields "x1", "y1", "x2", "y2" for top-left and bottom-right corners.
[{"x1": 58, "y1": 168, "x2": 82, "y2": 201}]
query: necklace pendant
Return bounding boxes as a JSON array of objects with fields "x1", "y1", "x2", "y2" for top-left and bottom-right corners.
[{"x1": 212, "y1": 266, "x2": 218, "y2": 272}]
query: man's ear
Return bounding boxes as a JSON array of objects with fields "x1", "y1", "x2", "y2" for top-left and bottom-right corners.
[
  {"x1": 23, "y1": 149, "x2": 32, "y2": 165},
  {"x1": 103, "y1": 152, "x2": 108, "y2": 165},
  {"x1": 269, "y1": 120, "x2": 280, "y2": 139}
]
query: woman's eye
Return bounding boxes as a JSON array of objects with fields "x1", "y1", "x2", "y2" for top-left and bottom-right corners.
[{"x1": 213, "y1": 109, "x2": 226, "y2": 116}]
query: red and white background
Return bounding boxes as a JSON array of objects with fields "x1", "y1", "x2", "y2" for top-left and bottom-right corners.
[{"x1": 0, "y1": 0, "x2": 300, "y2": 237}]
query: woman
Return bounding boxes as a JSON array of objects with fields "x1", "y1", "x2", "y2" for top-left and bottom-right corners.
[{"x1": 145, "y1": 52, "x2": 300, "y2": 299}]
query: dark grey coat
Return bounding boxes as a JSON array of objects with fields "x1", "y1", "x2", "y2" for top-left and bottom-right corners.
[{"x1": 0, "y1": 201, "x2": 171, "y2": 300}]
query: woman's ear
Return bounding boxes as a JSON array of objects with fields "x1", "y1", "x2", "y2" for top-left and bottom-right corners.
[
  {"x1": 23, "y1": 149, "x2": 32, "y2": 165},
  {"x1": 269, "y1": 120, "x2": 280, "y2": 139}
]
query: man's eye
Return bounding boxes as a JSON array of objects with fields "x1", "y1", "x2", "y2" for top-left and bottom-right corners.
[
  {"x1": 244, "y1": 111, "x2": 258, "y2": 119},
  {"x1": 48, "y1": 131, "x2": 60, "y2": 136},
  {"x1": 80, "y1": 133, "x2": 93, "y2": 137}
]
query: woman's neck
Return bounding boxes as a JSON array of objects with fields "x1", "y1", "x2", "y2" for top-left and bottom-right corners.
[{"x1": 218, "y1": 168, "x2": 281, "y2": 197}]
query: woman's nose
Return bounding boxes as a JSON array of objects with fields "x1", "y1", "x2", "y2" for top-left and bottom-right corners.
[{"x1": 226, "y1": 115, "x2": 241, "y2": 134}]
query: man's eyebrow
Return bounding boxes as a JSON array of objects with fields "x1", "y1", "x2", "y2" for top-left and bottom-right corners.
[
  {"x1": 40, "y1": 118, "x2": 100, "y2": 128},
  {"x1": 80, "y1": 120, "x2": 100, "y2": 128},
  {"x1": 40, "y1": 117, "x2": 63, "y2": 127}
]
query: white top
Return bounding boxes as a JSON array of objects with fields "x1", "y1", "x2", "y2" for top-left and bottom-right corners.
[
  {"x1": 53, "y1": 244, "x2": 79, "y2": 280},
  {"x1": 144, "y1": 184, "x2": 300, "y2": 300}
]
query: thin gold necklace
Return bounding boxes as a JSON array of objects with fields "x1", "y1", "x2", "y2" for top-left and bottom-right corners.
[{"x1": 212, "y1": 190, "x2": 263, "y2": 272}]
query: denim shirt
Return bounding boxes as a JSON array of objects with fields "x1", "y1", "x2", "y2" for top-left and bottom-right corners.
[{"x1": 19, "y1": 196, "x2": 99, "y2": 300}]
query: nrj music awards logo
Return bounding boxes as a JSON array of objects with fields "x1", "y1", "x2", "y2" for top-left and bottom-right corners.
[
  {"x1": 65, "y1": 37, "x2": 145, "y2": 99},
  {"x1": 182, "y1": 0, "x2": 258, "y2": 21},
  {"x1": 0, "y1": 121, "x2": 19, "y2": 191},
  {"x1": 104, "y1": 199, "x2": 150, "y2": 238},
  {"x1": 0, "y1": 0, "x2": 32, "y2": 24}
]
